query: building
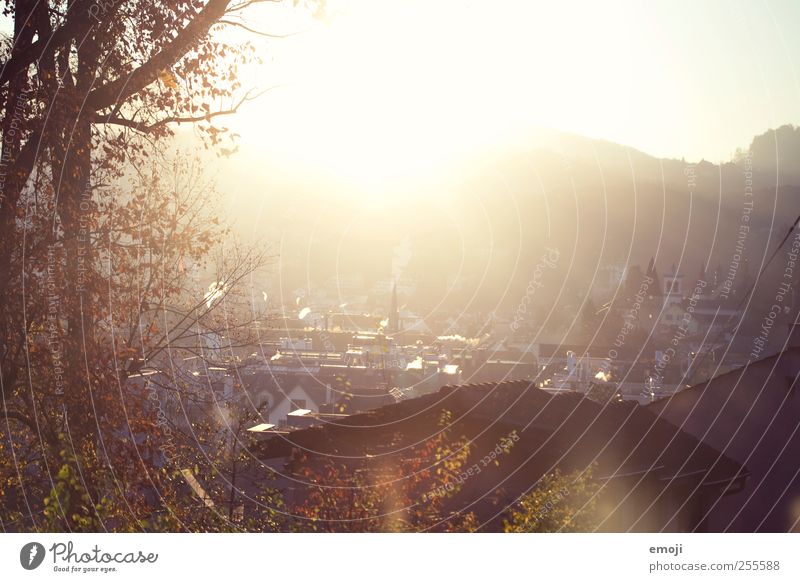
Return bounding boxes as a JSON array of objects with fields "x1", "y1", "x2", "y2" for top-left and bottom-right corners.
[
  {"x1": 256, "y1": 379, "x2": 744, "y2": 531},
  {"x1": 648, "y1": 323, "x2": 800, "y2": 532},
  {"x1": 662, "y1": 263, "x2": 684, "y2": 306}
]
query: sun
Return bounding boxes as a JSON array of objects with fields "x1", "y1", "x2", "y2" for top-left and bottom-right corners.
[{"x1": 229, "y1": 0, "x2": 673, "y2": 189}]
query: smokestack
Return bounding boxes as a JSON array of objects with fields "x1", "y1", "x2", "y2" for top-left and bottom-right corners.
[
  {"x1": 567, "y1": 351, "x2": 576, "y2": 375},
  {"x1": 388, "y1": 282, "x2": 399, "y2": 333}
]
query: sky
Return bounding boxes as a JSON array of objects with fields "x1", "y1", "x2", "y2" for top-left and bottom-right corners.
[
  {"x1": 2, "y1": 1, "x2": 799, "y2": 172},
  {"x1": 224, "y1": 0, "x2": 800, "y2": 175}
]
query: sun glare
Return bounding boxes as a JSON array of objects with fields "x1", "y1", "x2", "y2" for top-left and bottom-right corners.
[{"x1": 232, "y1": 0, "x2": 666, "y2": 188}]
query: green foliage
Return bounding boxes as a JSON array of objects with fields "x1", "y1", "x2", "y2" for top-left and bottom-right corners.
[
  {"x1": 143, "y1": 483, "x2": 287, "y2": 533},
  {"x1": 290, "y1": 410, "x2": 478, "y2": 532},
  {"x1": 504, "y1": 466, "x2": 603, "y2": 532},
  {"x1": 39, "y1": 440, "x2": 114, "y2": 532}
]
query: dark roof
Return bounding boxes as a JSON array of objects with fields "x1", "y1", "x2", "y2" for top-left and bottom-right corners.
[
  {"x1": 262, "y1": 381, "x2": 739, "y2": 479},
  {"x1": 646, "y1": 347, "x2": 800, "y2": 531},
  {"x1": 257, "y1": 380, "x2": 743, "y2": 504},
  {"x1": 647, "y1": 348, "x2": 797, "y2": 408}
]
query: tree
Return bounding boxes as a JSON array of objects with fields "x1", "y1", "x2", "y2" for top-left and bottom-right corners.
[
  {"x1": 0, "y1": 0, "x2": 297, "y2": 415},
  {"x1": 0, "y1": 153, "x2": 270, "y2": 531},
  {"x1": 162, "y1": 396, "x2": 290, "y2": 532},
  {"x1": 0, "y1": 0, "x2": 317, "y2": 531},
  {"x1": 504, "y1": 466, "x2": 603, "y2": 532},
  {"x1": 290, "y1": 411, "x2": 478, "y2": 532}
]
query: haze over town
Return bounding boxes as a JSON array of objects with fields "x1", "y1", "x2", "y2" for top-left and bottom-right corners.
[{"x1": 2, "y1": 0, "x2": 800, "y2": 536}]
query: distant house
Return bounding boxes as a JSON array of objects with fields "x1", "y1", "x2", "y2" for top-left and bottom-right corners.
[
  {"x1": 683, "y1": 297, "x2": 743, "y2": 341},
  {"x1": 327, "y1": 313, "x2": 383, "y2": 333},
  {"x1": 660, "y1": 302, "x2": 687, "y2": 330},
  {"x1": 244, "y1": 373, "x2": 330, "y2": 427},
  {"x1": 648, "y1": 324, "x2": 800, "y2": 532},
  {"x1": 256, "y1": 379, "x2": 744, "y2": 531},
  {"x1": 662, "y1": 264, "x2": 684, "y2": 304}
]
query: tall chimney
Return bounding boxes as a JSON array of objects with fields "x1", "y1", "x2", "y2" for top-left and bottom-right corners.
[{"x1": 567, "y1": 351, "x2": 576, "y2": 375}]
